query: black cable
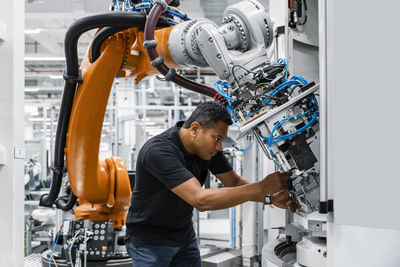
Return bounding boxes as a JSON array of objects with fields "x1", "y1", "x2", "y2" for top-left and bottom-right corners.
[
  {"x1": 232, "y1": 64, "x2": 256, "y2": 87},
  {"x1": 297, "y1": 0, "x2": 308, "y2": 26},
  {"x1": 90, "y1": 26, "x2": 131, "y2": 63},
  {"x1": 55, "y1": 190, "x2": 77, "y2": 211},
  {"x1": 40, "y1": 13, "x2": 147, "y2": 208}
]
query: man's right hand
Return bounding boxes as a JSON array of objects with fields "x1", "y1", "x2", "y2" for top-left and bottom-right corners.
[{"x1": 259, "y1": 172, "x2": 291, "y2": 195}]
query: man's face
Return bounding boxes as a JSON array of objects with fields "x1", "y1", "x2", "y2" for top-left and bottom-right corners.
[{"x1": 191, "y1": 121, "x2": 228, "y2": 160}]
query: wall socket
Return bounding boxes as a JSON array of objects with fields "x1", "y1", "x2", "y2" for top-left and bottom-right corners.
[{"x1": 14, "y1": 147, "x2": 25, "y2": 159}]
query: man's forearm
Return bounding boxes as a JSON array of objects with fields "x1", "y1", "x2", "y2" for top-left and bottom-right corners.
[
  {"x1": 195, "y1": 182, "x2": 262, "y2": 211},
  {"x1": 232, "y1": 178, "x2": 266, "y2": 202},
  {"x1": 233, "y1": 177, "x2": 249, "y2": 187}
]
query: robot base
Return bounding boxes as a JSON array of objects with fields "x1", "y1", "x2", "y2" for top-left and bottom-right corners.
[{"x1": 41, "y1": 250, "x2": 133, "y2": 267}]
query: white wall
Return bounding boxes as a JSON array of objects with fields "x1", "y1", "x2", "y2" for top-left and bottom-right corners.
[
  {"x1": 327, "y1": 0, "x2": 400, "y2": 266},
  {"x1": 0, "y1": 1, "x2": 25, "y2": 266}
]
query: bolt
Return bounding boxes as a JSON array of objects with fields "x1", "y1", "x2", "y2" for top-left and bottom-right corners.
[
  {"x1": 217, "y1": 54, "x2": 221, "y2": 59},
  {"x1": 208, "y1": 37, "x2": 213, "y2": 43}
]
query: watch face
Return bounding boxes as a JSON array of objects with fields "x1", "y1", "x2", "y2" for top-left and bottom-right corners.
[{"x1": 265, "y1": 195, "x2": 271, "y2": 204}]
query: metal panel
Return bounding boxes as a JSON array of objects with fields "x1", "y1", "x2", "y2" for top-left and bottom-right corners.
[{"x1": 329, "y1": 0, "x2": 400, "y2": 230}]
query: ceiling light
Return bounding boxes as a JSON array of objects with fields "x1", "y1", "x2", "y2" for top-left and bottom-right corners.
[
  {"x1": 49, "y1": 75, "x2": 63, "y2": 79},
  {"x1": 24, "y1": 56, "x2": 65, "y2": 61},
  {"x1": 24, "y1": 29, "x2": 42, "y2": 34},
  {"x1": 25, "y1": 88, "x2": 39, "y2": 92}
]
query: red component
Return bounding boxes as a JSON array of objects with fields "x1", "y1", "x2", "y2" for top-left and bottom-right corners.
[{"x1": 214, "y1": 93, "x2": 228, "y2": 106}]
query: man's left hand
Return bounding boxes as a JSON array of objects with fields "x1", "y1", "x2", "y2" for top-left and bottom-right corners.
[{"x1": 270, "y1": 190, "x2": 299, "y2": 212}]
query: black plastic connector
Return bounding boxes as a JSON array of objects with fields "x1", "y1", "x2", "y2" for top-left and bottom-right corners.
[
  {"x1": 319, "y1": 201, "x2": 328, "y2": 214},
  {"x1": 143, "y1": 40, "x2": 158, "y2": 49},
  {"x1": 63, "y1": 70, "x2": 83, "y2": 84},
  {"x1": 150, "y1": 56, "x2": 164, "y2": 68},
  {"x1": 299, "y1": 81, "x2": 316, "y2": 93},
  {"x1": 328, "y1": 199, "x2": 334, "y2": 212}
]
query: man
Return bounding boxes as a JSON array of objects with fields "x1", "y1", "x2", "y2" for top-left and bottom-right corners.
[{"x1": 125, "y1": 101, "x2": 298, "y2": 267}]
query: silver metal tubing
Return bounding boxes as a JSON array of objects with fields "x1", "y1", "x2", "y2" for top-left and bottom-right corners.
[{"x1": 318, "y1": 0, "x2": 328, "y2": 204}]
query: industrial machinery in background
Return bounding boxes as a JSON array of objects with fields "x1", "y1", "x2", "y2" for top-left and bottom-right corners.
[{"x1": 38, "y1": 0, "x2": 325, "y2": 266}]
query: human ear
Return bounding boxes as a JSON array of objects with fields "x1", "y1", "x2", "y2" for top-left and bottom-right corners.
[{"x1": 190, "y1": 122, "x2": 201, "y2": 138}]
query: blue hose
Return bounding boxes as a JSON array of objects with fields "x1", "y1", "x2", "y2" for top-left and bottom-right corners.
[
  {"x1": 234, "y1": 139, "x2": 253, "y2": 152},
  {"x1": 49, "y1": 220, "x2": 65, "y2": 267}
]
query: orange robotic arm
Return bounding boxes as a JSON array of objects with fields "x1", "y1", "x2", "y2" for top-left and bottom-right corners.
[{"x1": 65, "y1": 26, "x2": 180, "y2": 228}]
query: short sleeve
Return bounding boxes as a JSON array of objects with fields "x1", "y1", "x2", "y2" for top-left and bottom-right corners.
[
  {"x1": 208, "y1": 151, "x2": 233, "y2": 175},
  {"x1": 143, "y1": 144, "x2": 194, "y2": 189}
]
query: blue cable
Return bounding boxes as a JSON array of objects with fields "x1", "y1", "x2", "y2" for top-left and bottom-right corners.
[
  {"x1": 263, "y1": 80, "x2": 302, "y2": 105},
  {"x1": 125, "y1": 0, "x2": 133, "y2": 11},
  {"x1": 49, "y1": 220, "x2": 65, "y2": 267},
  {"x1": 268, "y1": 109, "x2": 314, "y2": 147},
  {"x1": 272, "y1": 112, "x2": 318, "y2": 143},
  {"x1": 259, "y1": 133, "x2": 270, "y2": 142},
  {"x1": 309, "y1": 96, "x2": 319, "y2": 111},
  {"x1": 291, "y1": 75, "x2": 308, "y2": 85},
  {"x1": 258, "y1": 108, "x2": 317, "y2": 148},
  {"x1": 116, "y1": 0, "x2": 121, "y2": 11},
  {"x1": 166, "y1": 8, "x2": 190, "y2": 20},
  {"x1": 163, "y1": 20, "x2": 177, "y2": 25},
  {"x1": 246, "y1": 112, "x2": 254, "y2": 117},
  {"x1": 233, "y1": 207, "x2": 236, "y2": 248},
  {"x1": 166, "y1": 8, "x2": 182, "y2": 18},
  {"x1": 214, "y1": 81, "x2": 235, "y2": 103},
  {"x1": 134, "y1": 3, "x2": 151, "y2": 10},
  {"x1": 234, "y1": 139, "x2": 253, "y2": 152},
  {"x1": 277, "y1": 58, "x2": 287, "y2": 64},
  {"x1": 133, "y1": 0, "x2": 190, "y2": 21},
  {"x1": 213, "y1": 80, "x2": 239, "y2": 121}
]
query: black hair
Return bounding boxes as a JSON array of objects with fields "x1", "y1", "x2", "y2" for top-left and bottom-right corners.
[{"x1": 183, "y1": 101, "x2": 233, "y2": 129}]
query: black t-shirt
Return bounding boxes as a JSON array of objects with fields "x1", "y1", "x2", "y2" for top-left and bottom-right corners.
[{"x1": 125, "y1": 121, "x2": 232, "y2": 246}]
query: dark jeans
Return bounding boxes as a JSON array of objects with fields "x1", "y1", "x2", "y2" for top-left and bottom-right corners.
[{"x1": 125, "y1": 236, "x2": 202, "y2": 267}]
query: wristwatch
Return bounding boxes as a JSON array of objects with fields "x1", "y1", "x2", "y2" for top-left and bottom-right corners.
[{"x1": 265, "y1": 195, "x2": 272, "y2": 205}]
